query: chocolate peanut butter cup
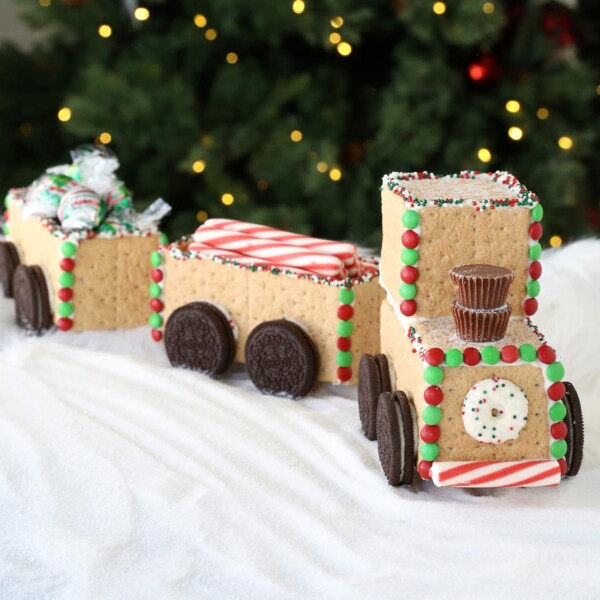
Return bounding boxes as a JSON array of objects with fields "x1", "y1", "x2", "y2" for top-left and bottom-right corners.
[
  {"x1": 450, "y1": 264, "x2": 514, "y2": 310},
  {"x1": 451, "y1": 301, "x2": 512, "y2": 343}
]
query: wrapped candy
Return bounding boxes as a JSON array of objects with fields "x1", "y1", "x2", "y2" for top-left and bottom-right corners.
[
  {"x1": 69, "y1": 145, "x2": 119, "y2": 196},
  {"x1": 57, "y1": 185, "x2": 107, "y2": 232},
  {"x1": 23, "y1": 173, "x2": 76, "y2": 219},
  {"x1": 104, "y1": 180, "x2": 133, "y2": 213}
]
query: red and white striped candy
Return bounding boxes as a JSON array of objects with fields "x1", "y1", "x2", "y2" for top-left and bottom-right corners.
[
  {"x1": 192, "y1": 225, "x2": 345, "y2": 278},
  {"x1": 431, "y1": 460, "x2": 561, "y2": 488}
]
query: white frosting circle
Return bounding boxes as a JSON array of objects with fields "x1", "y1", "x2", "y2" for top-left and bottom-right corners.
[{"x1": 462, "y1": 377, "x2": 528, "y2": 444}]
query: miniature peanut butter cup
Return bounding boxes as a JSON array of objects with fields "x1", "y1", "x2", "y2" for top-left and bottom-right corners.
[
  {"x1": 450, "y1": 264, "x2": 514, "y2": 309},
  {"x1": 451, "y1": 301, "x2": 512, "y2": 343}
]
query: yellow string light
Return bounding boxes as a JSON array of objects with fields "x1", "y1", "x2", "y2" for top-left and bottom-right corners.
[
  {"x1": 99, "y1": 132, "x2": 112, "y2": 144},
  {"x1": 331, "y1": 16, "x2": 344, "y2": 28},
  {"x1": 192, "y1": 160, "x2": 206, "y2": 173},
  {"x1": 134, "y1": 7, "x2": 150, "y2": 21},
  {"x1": 196, "y1": 210, "x2": 208, "y2": 223},
  {"x1": 433, "y1": 2, "x2": 446, "y2": 15},
  {"x1": 537, "y1": 107, "x2": 549, "y2": 120},
  {"x1": 329, "y1": 168, "x2": 342, "y2": 181},
  {"x1": 39, "y1": 0, "x2": 51, "y2": 7},
  {"x1": 57, "y1": 107, "x2": 72, "y2": 122},
  {"x1": 194, "y1": 14, "x2": 207, "y2": 28},
  {"x1": 257, "y1": 180, "x2": 269, "y2": 191},
  {"x1": 558, "y1": 136, "x2": 573, "y2": 150},
  {"x1": 477, "y1": 148, "x2": 492, "y2": 163},
  {"x1": 329, "y1": 32, "x2": 341, "y2": 44},
  {"x1": 483, "y1": 2, "x2": 495, "y2": 13},
  {"x1": 98, "y1": 24, "x2": 112, "y2": 38},
  {"x1": 549, "y1": 235, "x2": 563, "y2": 248},
  {"x1": 292, "y1": 0, "x2": 305, "y2": 14},
  {"x1": 290, "y1": 130, "x2": 303, "y2": 142},
  {"x1": 505, "y1": 100, "x2": 521, "y2": 113},
  {"x1": 205, "y1": 28, "x2": 218, "y2": 41},
  {"x1": 221, "y1": 193, "x2": 235, "y2": 206},
  {"x1": 508, "y1": 126, "x2": 523, "y2": 141},
  {"x1": 226, "y1": 52, "x2": 238, "y2": 64},
  {"x1": 316, "y1": 161, "x2": 328, "y2": 173},
  {"x1": 337, "y1": 41, "x2": 352, "y2": 56}
]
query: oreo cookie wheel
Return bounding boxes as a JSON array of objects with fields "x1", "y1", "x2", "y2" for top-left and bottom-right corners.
[
  {"x1": 562, "y1": 382, "x2": 584, "y2": 477},
  {"x1": 164, "y1": 301, "x2": 236, "y2": 377},
  {"x1": 245, "y1": 319, "x2": 318, "y2": 399},
  {"x1": 13, "y1": 264, "x2": 53, "y2": 334},
  {"x1": 0, "y1": 241, "x2": 21, "y2": 298},
  {"x1": 358, "y1": 354, "x2": 392, "y2": 440}
]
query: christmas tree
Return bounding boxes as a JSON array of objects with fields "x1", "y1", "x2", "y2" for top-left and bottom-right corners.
[{"x1": 0, "y1": 0, "x2": 598, "y2": 246}]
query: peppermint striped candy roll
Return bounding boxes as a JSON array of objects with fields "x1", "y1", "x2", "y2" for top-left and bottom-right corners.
[
  {"x1": 57, "y1": 185, "x2": 105, "y2": 231},
  {"x1": 192, "y1": 225, "x2": 346, "y2": 278}
]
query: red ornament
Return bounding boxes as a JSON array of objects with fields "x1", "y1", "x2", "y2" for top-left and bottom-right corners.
[
  {"x1": 150, "y1": 298, "x2": 164, "y2": 312},
  {"x1": 542, "y1": 5, "x2": 577, "y2": 48},
  {"x1": 337, "y1": 304, "x2": 354, "y2": 321},
  {"x1": 558, "y1": 458, "x2": 568, "y2": 477},
  {"x1": 548, "y1": 382, "x2": 566, "y2": 401},
  {"x1": 529, "y1": 261, "x2": 542, "y2": 280},
  {"x1": 337, "y1": 337, "x2": 351, "y2": 351},
  {"x1": 424, "y1": 385, "x2": 443, "y2": 405},
  {"x1": 537, "y1": 344, "x2": 556, "y2": 365},
  {"x1": 337, "y1": 366, "x2": 352, "y2": 382},
  {"x1": 56, "y1": 317, "x2": 73, "y2": 331},
  {"x1": 58, "y1": 287, "x2": 73, "y2": 302},
  {"x1": 463, "y1": 347, "x2": 481, "y2": 366},
  {"x1": 420, "y1": 425, "x2": 440, "y2": 444},
  {"x1": 424, "y1": 347, "x2": 444, "y2": 366},
  {"x1": 151, "y1": 329, "x2": 163, "y2": 342},
  {"x1": 468, "y1": 54, "x2": 501, "y2": 84},
  {"x1": 523, "y1": 298, "x2": 538, "y2": 316},
  {"x1": 417, "y1": 460, "x2": 433, "y2": 480},
  {"x1": 401, "y1": 266, "x2": 419, "y2": 284},
  {"x1": 551, "y1": 421, "x2": 568, "y2": 440},
  {"x1": 151, "y1": 268, "x2": 163, "y2": 283},
  {"x1": 401, "y1": 230, "x2": 420, "y2": 249},
  {"x1": 60, "y1": 258, "x2": 75, "y2": 272},
  {"x1": 529, "y1": 222, "x2": 543, "y2": 241},
  {"x1": 400, "y1": 299, "x2": 417, "y2": 316},
  {"x1": 501, "y1": 345, "x2": 519, "y2": 364}
]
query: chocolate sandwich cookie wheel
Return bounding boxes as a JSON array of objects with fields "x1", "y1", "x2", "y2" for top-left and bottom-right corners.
[
  {"x1": 0, "y1": 241, "x2": 20, "y2": 298},
  {"x1": 394, "y1": 390, "x2": 416, "y2": 486},
  {"x1": 562, "y1": 382, "x2": 584, "y2": 478},
  {"x1": 165, "y1": 301, "x2": 235, "y2": 377},
  {"x1": 245, "y1": 319, "x2": 317, "y2": 399},
  {"x1": 13, "y1": 264, "x2": 52, "y2": 334},
  {"x1": 358, "y1": 354, "x2": 381, "y2": 441},
  {"x1": 374, "y1": 354, "x2": 392, "y2": 396},
  {"x1": 30, "y1": 266, "x2": 53, "y2": 331},
  {"x1": 376, "y1": 391, "x2": 403, "y2": 486}
]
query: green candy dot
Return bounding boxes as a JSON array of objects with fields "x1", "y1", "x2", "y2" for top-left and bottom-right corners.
[
  {"x1": 61, "y1": 241, "x2": 77, "y2": 258},
  {"x1": 420, "y1": 442, "x2": 440, "y2": 462},
  {"x1": 519, "y1": 343, "x2": 537, "y2": 362},
  {"x1": 546, "y1": 362, "x2": 565, "y2": 382},
  {"x1": 4, "y1": 194, "x2": 10, "y2": 209},
  {"x1": 529, "y1": 243, "x2": 542, "y2": 261},
  {"x1": 422, "y1": 405, "x2": 442, "y2": 426},
  {"x1": 336, "y1": 350, "x2": 353, "y2": 368},
  {"x1": 339, "y1": 288, "x2": 355, "y2": 305},
  {"x1": 58, "y1": 271, "x2": 75, "y2": 288},
  {"x1": 527, "y1": 280, "x2": 541, "y2": 298},
  {"x1": 2, "y1": 223, "x2": 9, "y2": 236},
  {"x1": 531, "y1": 204, "x2": 543, "y2": 222},
  {"x1": 402, "y1": 209, "x2": 420, "y2": 229},
  {"x1": 399, "y1": 283, "x2": 417, "y2": 300},
  {"x1": 445, "y1": 348, "x2": 463, "y2": 367},
  {"x1": 159, "y1": 232, "x2": 169, "y2": 245},
  {"x1": 149, "y1": 282, "x2": 162, "y2": 298},
  {"x1": 149, "y1": 313, "x2": 163, "y2": 328},
  {"x1": 58, "y1": 301, "x2": 74, "y2": 317},
  {"x1": 151, "y1": 251, "x2": 162, "y2": 267},
  {"x1": 424, "y1": 365, "x2": 444, "y2": 386},
  {"x1": 481, "y1": 346, "x2": 500, "y2": 365},
  {"x1": 401, "y1": 248, "x2": 419, "y2": 266},
  {"x1": 337, "y1": 320, "x2": 354, "y2": 337},
  {"x1": 549, "y1": 401, "x2": 567, "y2": 422},
  {"x1": 551, "y1": 440, "x2": 568, "y2": 459}
]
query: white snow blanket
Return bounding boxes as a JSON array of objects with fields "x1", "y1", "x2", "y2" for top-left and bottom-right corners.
[{"x1": 0, "y1": 240, "x2": 599, "y2": 600}]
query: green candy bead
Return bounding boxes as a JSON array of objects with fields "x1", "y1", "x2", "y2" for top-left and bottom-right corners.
[
  {"x1": 4, "y1": 194, "x2": 10, "y2": 209},
  {"x1": 336, "y1": 350, "x2": 353, "y2": 368},
  {"x1": 149, "y1": 282, "x2": 162, "y2": 298},
  {"x1": 527, "y1": 280, "x2": 541, "y2": 298},
  {"x1": 529, "y1": 243, "x2": 542, "y2": 261},
  {"x1": 422, "y1": 405, "x2": 442, "y2": 426},
  {"x1": 420, "y1": 442, "x2": 440, "y2": 462},
  {"x1": 339, "y1": 287, "x2": 355, "y2": 304},
  {"x1": 61, "y1": 241, "x2": 77, "y2": 258},
  {"x1": 424, "y1": 365, "x2": 443, "y2": 385},
  {"x1": 445, "y1": 348, "x2": 463, "y2": 367},
  {"x1": 2, "y1": 223, "x2": 9, "y2": 236},
  {"x1": 58, "y1": 271, "x2": 75, "y2": 288},
  {"x1": 58, "y1": 301, "x2": 74, "y2": 317},
  {"x1": 401, "y1": 248, "x2": 419, "y2": 266},
  {"x1": 399, "y1": 283, "x2": 417, "y2": 300},
  {"x1": 149, "y1": 313, "x2": 163, "y2": 328},
  {"x1": 337, "y1": 320, "x2": 354, "y2": 337},
  {"x1": 549, "y1": 401, "x2": 567, "y2": 422},
  {"x1": 546, "y1": 362, "x2": 565, "y2": 382},
  {"x1": 402, "y1": 209, "x2": 420, "y2": 229},
  {"x1": 151, "y1": 251, "x2": 162, "y2": 267},
  {"x1": 551, "y1": 440, "x2": 568, "y2": 459},
  {"x1": 531, "y1": 204, "x2": 543, "y2": 222},
  {"x1": 519, "y1": 343, "x2": 537, "y2": 362},
  {"x1": 481, "y1": 346, "x2": 500, "y2": 365},
  {"x1": 159, "y1": 232, "x2": 169, "y2": 245}
]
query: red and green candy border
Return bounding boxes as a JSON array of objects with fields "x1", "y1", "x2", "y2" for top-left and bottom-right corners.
[
  {"x1": 55, "y1": 239, "x2": 79, "y2": 331},
  {"x1": 149, "y1": 247, "x2": 166, "y2": 341},
  {"x1": 336, "y1": 283, "x2": 356, "y2": 383}
]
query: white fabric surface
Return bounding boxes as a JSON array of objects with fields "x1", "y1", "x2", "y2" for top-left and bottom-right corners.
[{"x1": 0, "y1": 240, "x2": 599, "y2": 600}]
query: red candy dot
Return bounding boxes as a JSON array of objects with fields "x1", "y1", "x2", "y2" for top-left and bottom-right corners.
[
  {"x1": 558, "y1": 458, "x2": 568, "y2": 477},
  {"x1": 529, "y1": 222, "x2": 543, "y2": 241},
  {"x1": 58, "y1": 287, "x2": 73, "y2": 302},
  {"x1": 548, "y1": 382, "x2": 566, "y2": 401},
  {"x1": 424, "y1": 347, "x2": 444, "y2": 366},
  {"x1": 500, "y1": 345, "x2": 519, "y2": 364},
  {"x1": 400, "y1": 299, "x2": 417, "y2": 316},
  {"x1": 151, "y1": 329, "x2": 163, "y2": 342},
  {"x1": 56, "y1": 317, "x2": 73, "y2": 331},
  {"x1": 418, "y1": 460, "x2": 433, "y2": 480},
  {"x1": 401, "y1": 229, "x2": 420, "y2": 249},
  {"x1": 401, "y1": 266, "x2": 419, "y2": 284},
  {"x1": 420, "y1": 425, "x2": 441, "y2": 443},
  {"x1": 151, "y1": 268, "x2": 163, "y2": 283},
  {"x1": 424, "y1": 385, "x2": 443, "y2": 405},
  {"x1": 523, "y1": 298, "x2": 538, "y2": 316},
  {"x1": 537, "y1": 344, "x2": 556, "y2": 365},
  {"x1": 2, "y1": 210, "x2": 8, "y2": 221},
  {"x1": 59, "y1": 258, "x2": 75, "y2": 272},
  {"x1": 337, "y1": 337, "x2": 351, "y2": 351},
  {"x1": 551, "y1": 421, "x2": 568, "y2": 440},
  {"x1": 529, "y1": 261, "x2": 542, "y2": 280},
  {"x1": 150, "y1": 298, "x2": 164, "y2": 312},
  {"x1": 463, "y1": 347, "x2": 481, "y2": 366},
  {"x1": 337, "y1": 304, "x2": 354, "y2": 321},
  {"x1": 337, "y1": 366, "x2": 352, "y2": 382}
]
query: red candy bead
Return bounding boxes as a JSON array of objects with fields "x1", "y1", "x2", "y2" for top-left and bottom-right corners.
[
  {"x1": 151, "y1": 329, "x2": 163, "y2": 342},
  {"x1": 400, "y1": 299, "x2": 417, "y2": 316},
  {"x1": 551, "y1": 421, "x2": 568, "y2": 440},
  {"x1": 424, "y1": 385, "x2": 443, "y2": 405},
  {"x1": 56, "y1": 317, "x2": 73, "y2": 331},
  {"x1": 558, "y1": 458, "x2": 568, "y2": 477},
  {"x1": 523, "y1": 298, "x2": 538, "y2": 316},
  {"x1": 59, "y1": 258, "x2": 75, "y2": 272},
  {"x1": 529, "y1": 261, "x2": 542, "y2": 280},
  {"x1": 58, "y1": 287, "x2": 73, "y2": 302},
  {"x1": 537, "y1": 344, "x2": 556, "y2": 365},
  {"x1": 337, "y1": 337, "x2": 351, "y2": 351},
  {"x1": 418, "y1": 460, "x2": 433, "y2": 480},
  {"x1": 151, "y1": 268, "x2": 163, "y2": 283},
  {"x1": 337, "y1": 304, "x2": 354, "y2": 321},
  {"x1": 400, "y1": 266, "x2": 419, "y2": 284},
  {"x1": 337, "y1": 366, "x2": 352, "y2": 382},
  {"x1": 463, "y1": 347, "x2": 481, "y2": 366},
  {"x1": 401, "y1": 229, "x2": 420, "y2": 249},
  {"x1": 150, "y1": 298, "x2": 164, "y2": 312},
  {"x1": 424, "y1": 347, "x2": 444, "y2": 366},
  {"x1": 500, "y1": 345, "x2": 519, "y2": 364},
  {"x1": 420, "y1": 425, "x2": 441, "y2": 443},
  {"x1": 2, "y1": 210, "x2": 8, "y2": 222},
  {"x1": 529, "y1": 222, "x2": 543, "y2": 241},
  {"x1": 548, "y1": 382, "x2": 566, "y2": 401}
]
